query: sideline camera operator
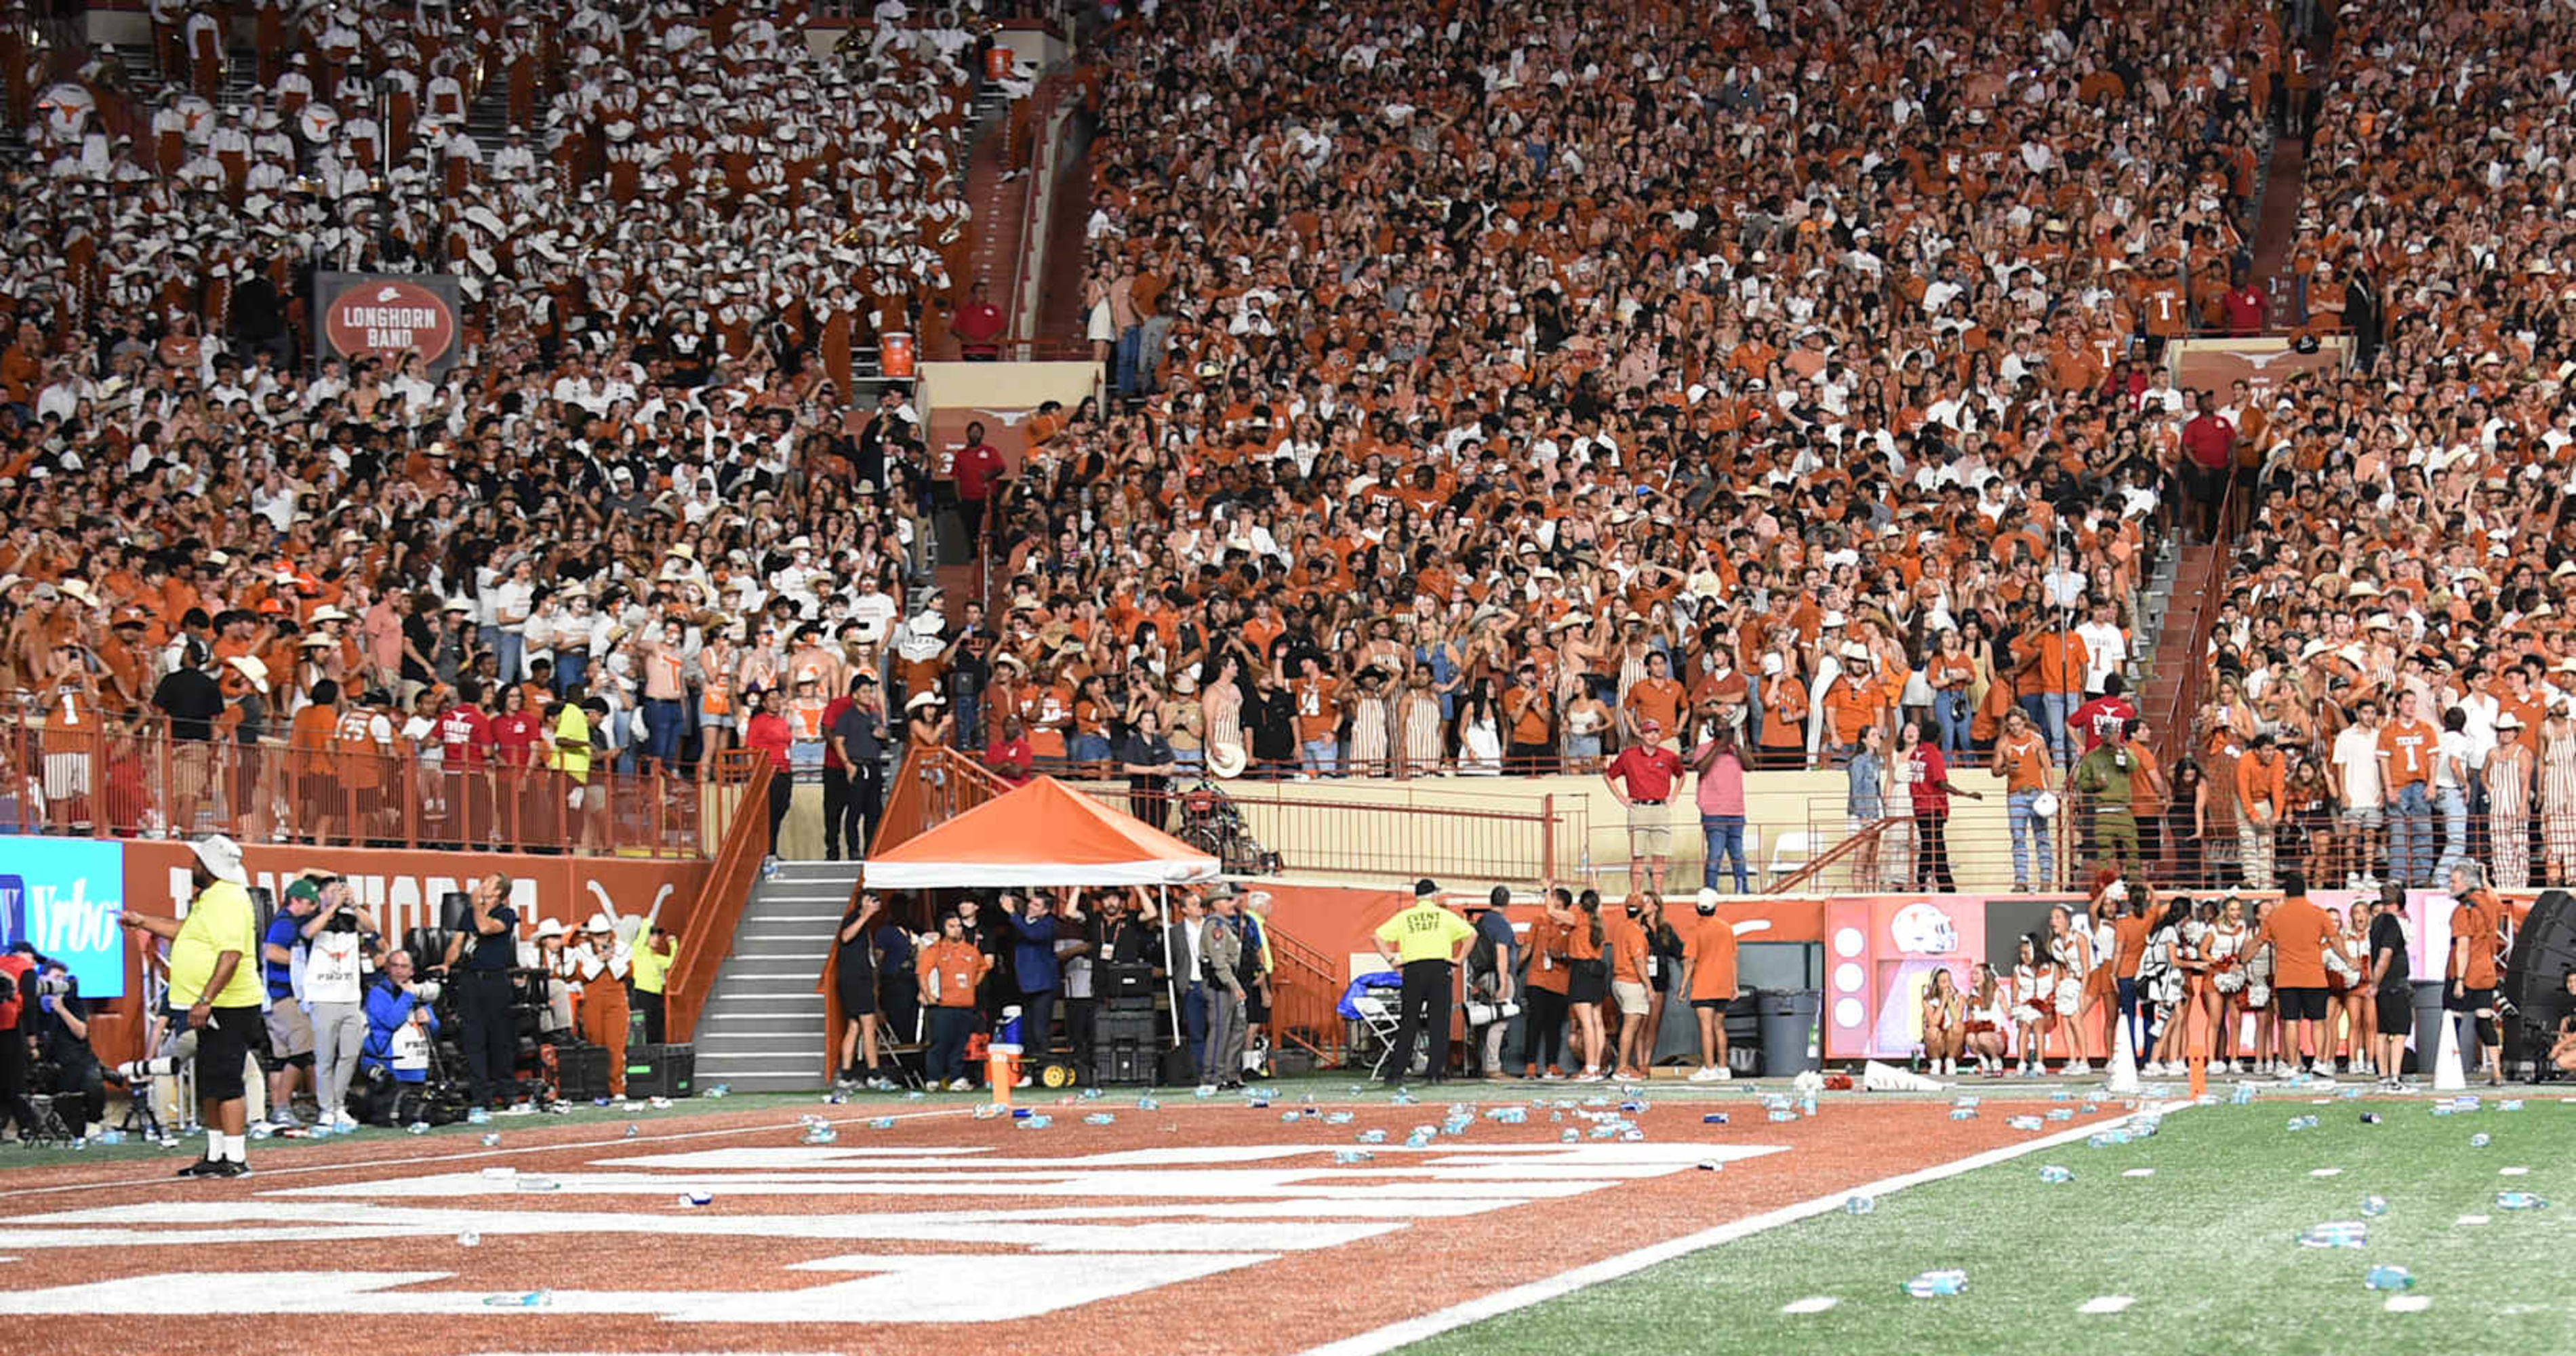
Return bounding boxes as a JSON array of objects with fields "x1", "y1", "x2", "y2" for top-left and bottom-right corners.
[
  {"x1": 25, "y1": 953, "x2": 107, "y2": 1139},
  {"x1": 359, "y1": 950, "x2": 442, "y2": 1121},
  {"x1": 441, "y1": 873, "x2": 521, "y2": 1108}
]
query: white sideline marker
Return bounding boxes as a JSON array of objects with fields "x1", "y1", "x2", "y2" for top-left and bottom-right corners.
[
  {"x1": 2078, "y1": 1296, "x2": 2135, "y2": 1315},
  {"x1": 1780, "y1": 1296, "x2": 1838, "y2": 1315},
  {"x1": 2384, "y1": 1296, "x2": 2432, "y2": 1313}
]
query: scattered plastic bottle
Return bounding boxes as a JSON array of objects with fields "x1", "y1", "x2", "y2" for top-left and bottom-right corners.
[
  {"x1": 1618, "y1": 1100, "x2": 1645, "y2": 1114},
  {"x1": 1081, "y1": 1088, "x2": 1104, "y2": 1101},
  {"x1": 2051, "y1": 1090, "x2": 2073, "y2": 1102},
  {"x1": 1952, "y1": 1096, "x2": 1980, "y2": 1109},
  {"x1": 1584, "y1": 1095, "x2": 1611, "y2": 1108},
  {"x1": 1773, "y1": 1109, "x2": 1802, "y2": 1123},
  {"x1": 2080, "y1": 1102, "x2": 2099, "y2": 1113},
  {"x1": 1281, "y1": 1111, "x2": 1303, "y2": 1123},
  {"x1": 1801, "y1": 1094, "x2": 1819, "y2": 1117},
  {"x1": 1356, "y1": 1129, "x2": 1387, "y2": 1144},
  {"x1": 2038, "y1": 1165, "x2": 2075, "y2": 1184},
  {"x1": 870, "y1": 1117, "x2": 897, "y2": 1130},
  {"x1": 2362, "y1": 1196, "x2": 2389, "y2": 1217},
  {"x1": 2431, "y1": 1102, "x2": 2457, "y2": 1118},
  {"x1": 2008, "y1": 1115, "x2": 2045, "y2": 1132},
  {"x1": 1392, "y1": 1091, "x2": 1420, "y2": 1106},
  {"x1": 1619, "y1": 1128, "x2": 1647, "y2": 1142},
  {"x1": 70, "y1": 1138, "x2": 87, "y2": 1151},
  {"x1": 1561, "y1": 1128, "x2": 1581, "y2": 1143},
  {"x1": 466, "y1": 1107, "x2": 491, "y2": 1125},
  {"x1": 2470, "y1": 1133, "x2": 2491, "y2": 1149},
  {"x1": 1137, "y1": 1096, "x2": 1161, "y2": 1111},
  {"x1": 2287, "y1": 1115, "x2": 2319, "y2": 1132},
  {"x1": 1333, "y1": 1149, "x2": 1375, "y2": 1165},
  {"x1": 1076, "y1": 1112, "x2": 1114, "y2": 1127},
  {"x1": 2455, "y1": 1096, "x2": 2482, "y2": 1111},
  {"x1": 407, "y1": 1121, "x2": 431, "y2": 1136},
  {"x1": 1405, "y1": 1131, "x2": 1434, "y2": 1149},
  {"x1": 2231, "y1": 1085, "x2": 2259, "y2": 1106},
  {"x1": 1902, "y1": 1270, "x2": 1968, "y2": 1298},
  {"x1": 2362, "y1": 1266, "x2": 2415, "y2": 1292},
  {"x1": 1494, "y1": 1107, "x2": 1528, "y2": 1125},
  {"x1": 2299, "y1": 1221, "x2": 2369, "y2": 1248},
  {"x1": 2047, "y1": 1109, "x2": 2074, "y2": 1122},
  {"x1": 801, "y1": 1125, "x2": 839, "y2": 1144},
  {"x1": 1325, "y1": 1111, "x2": 1354, "y2": 1125},
  {"x1": 677, "y1": 1190, "x2": 712, "y2": 1208},
  {"x1": 906, "y1": 1090, "x2": 927, "y2": 1102},
  {"x1": 515, "y1": 1175, "x2": 560, "y2": 1192},
  {"x1": 1017, "y1": 1115, "x2": 1052, "y2": 1130},
  {"x1": 2500, "y1": 1099, "x2": 2524, "y2": 1112},
  {"x1": 1703, "y1": 1113, "x2": 1730, "y2": 1125},
  {"x1": 1845, "y1": 1195, "x2": 1875, "y2": 1216},
  {"x1": 481, "y1": 1132, "x2": 501, "y2": 1147},
  {"x1": 1948, "y1": 1107, "x2": 1977, "y2": 1121},
  {"x1": 2087, "y1": 1134, "x2": 2116, "y2": 1149},
  {"x1": 2496, "y1": 1192, "x2": 2550, "y2": 1212},
  {"x1": 98, "y1": 1130, "x2": 125, "y2": 1146},
  {"x1": 705, "y1": 1085, "x2": 730, "y2": 1099},
  {"x1": 456, "y1": 1231, "x2": 481, "y2": 1247},
  {"x1": 484, "y1": 1291, "x2": 552, "y2": 1309}
]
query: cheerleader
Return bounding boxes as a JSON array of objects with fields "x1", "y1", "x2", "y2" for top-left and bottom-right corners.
[
  {"x1": 2010, "y1": 936, "x2": 2060, "y2": 1076},
  {"x1": 2140, "y1": 894, "x2": 2193, "y2": 1075},
  {"x1": 1965, "y1": 962, "x2": 2011, "y2": 1075},
  {"x1": 2047, "y1": 903, "x2": 2099, "y2": 1073},
  {"x1": 1921, "y1": 967, "x2": 1967, "y2": 1077},
  {"x1": 2207, "y1": 896, "x2": 2252, "y2": 1071},
  {"x1": 2336, "y1": 900, "x2": 2377, "y2": 1077}
]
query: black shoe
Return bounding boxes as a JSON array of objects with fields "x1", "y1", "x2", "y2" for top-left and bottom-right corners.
[
  {"x1": 176, "y1": 1157, "x2": 224, "y2": 1178},
  {"x1": 209, "y1": 1159, "x2": 251, "y2": 1178}
]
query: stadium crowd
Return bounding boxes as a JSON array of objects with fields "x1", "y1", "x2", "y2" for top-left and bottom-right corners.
[{"x1": 2177, "y1": 0, "x2": 2576, "y2": 896}]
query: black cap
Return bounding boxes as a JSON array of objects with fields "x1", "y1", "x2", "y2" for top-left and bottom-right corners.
[{"x1": 1415, "y1": 878, "x2": 1440, "y2": 897}]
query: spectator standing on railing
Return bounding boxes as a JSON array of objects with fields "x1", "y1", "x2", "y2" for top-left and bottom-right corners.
[
  {"x1": 1689, "y1": 725, "x2": 1750, "y2": 895},
  {"x1": 1603, "y1": 724, "x2": 1683, "y2": 894}
]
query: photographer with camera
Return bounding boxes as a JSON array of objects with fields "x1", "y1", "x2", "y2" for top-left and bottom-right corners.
[
  {"x1": 24, "y1": 952, "x2": 107, "y2": 1138},
  {"x1": 299, "y1": 875, "x2": 382, "y2": 1133},
  {"x1": 119, "y1": 835, "x2": 266, "y2": 1177},
  {"x1": 258, "y1": 878, "x2": 325, "y2": 1129},
  {"x1": 441, "y1": 873, "x2": 523, "y2": 1108},
  {"x1": 359, "y1": 949, "x2": 442, "y2": 1119}
]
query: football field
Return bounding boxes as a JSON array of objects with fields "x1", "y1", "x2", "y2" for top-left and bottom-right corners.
[{"x1": 0, "y1": 1080, "x2": 2565, "y2": 1354}]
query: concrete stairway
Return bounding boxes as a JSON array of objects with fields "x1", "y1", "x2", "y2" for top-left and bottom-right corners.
[{"x1": 689, "y1": 858, "x2": 862, "y2": 1093}]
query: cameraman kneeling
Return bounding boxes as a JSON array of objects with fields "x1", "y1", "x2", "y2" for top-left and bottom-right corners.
[{"x1": 360, "y1": 952, "x2": 441, "y2": 1122}]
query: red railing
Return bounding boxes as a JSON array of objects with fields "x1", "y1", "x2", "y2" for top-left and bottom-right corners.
[
  {"x1": 1068, "y1": 777, "x2": 1577, "y2": 888},
  {"x1": 1265, "y1": 925, "x2": 1348, "y2": 1069},
  {"x1": 0, "y1": 715, "x2": 708, "y2": 857},
  {"x1": 664, "y1": 749, "x2": 776, "y2": 1042}
]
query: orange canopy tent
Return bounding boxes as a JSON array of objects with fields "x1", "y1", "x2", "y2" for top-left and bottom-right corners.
[{"x1": 858, "y1": 776, "x2": 1221, "y2": 889}]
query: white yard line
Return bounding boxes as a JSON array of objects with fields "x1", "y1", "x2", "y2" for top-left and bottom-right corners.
[
  {"x1": 0, "y1": 1106, "x2": 973, "y2": 1201},
  {"x1": 1304, "y1": 1100, "x2": 2190, "y2": 1356}
]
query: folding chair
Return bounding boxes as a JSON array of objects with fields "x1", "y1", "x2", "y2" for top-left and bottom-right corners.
[{"x1": 1351, "y1": 982, "x2": 1408, "y2": 1080}]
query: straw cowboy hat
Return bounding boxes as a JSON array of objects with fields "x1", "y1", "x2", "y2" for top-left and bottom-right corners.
[{"x1": 1207, "y1": 742, "x2": 1249, "y2": 780}]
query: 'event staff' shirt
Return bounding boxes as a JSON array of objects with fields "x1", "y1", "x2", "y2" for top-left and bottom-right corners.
[{"x1": 1377, "y1": 901, "x2": 1475, "y2": 964}]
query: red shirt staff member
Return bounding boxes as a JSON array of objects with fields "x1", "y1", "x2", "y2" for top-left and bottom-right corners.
[
  {"x1": 743, "y1": 686, "x2": 795, "y2": 862},
  {"x1": 2179, "y1": 389, "x2": 2237, "y2": 544},
  {"x1": 2444, "y1": 861, "x2": 2508, "y2": 1085},
  {"x1": 1604, "y1": 721, "x2": 1685, "y2": 894},
  {"x1": 1682, "y1": 888, "x2": 1739, "y2": 1081}
]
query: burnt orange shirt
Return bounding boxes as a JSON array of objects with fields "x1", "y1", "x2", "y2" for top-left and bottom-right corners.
[
  {"x1": 1686, "y1": 913, "x2": 1739, "y2": 1001},
  {"x1": 2256, "y1": 896, "x2": 2337, "y2": 989}
]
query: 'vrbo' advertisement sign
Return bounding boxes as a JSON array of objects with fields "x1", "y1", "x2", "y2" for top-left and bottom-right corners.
[
  {"x1": 315, "y1": 272, "x2": 464, "y2": 376},
  {"x1": 0, "y1": 837, "x2": 127, "y2": 999}
]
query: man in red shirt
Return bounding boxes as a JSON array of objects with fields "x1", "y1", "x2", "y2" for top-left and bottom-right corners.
[
  {"x1": 438, "y1": 677, "x2": 493, "y2": 848},
  {"x1": 1604, "y1": 721, "x2": 1686, "y2": 892},
  {"x1": 818, "y1": 680, "x2": 857, "y2": 862},
  {"x1": 2179, "y1": 389, "x2": 2237, "y2": 544},
  {"x1": 952, "y1": 279, "x2": 1005, "y2": 361},
  {"x1": 2222, "y1": 279, "x2": 2267, "y2": 335},
  {"x1": 954, "y1": 421, "x2": 1008, "y2": 546},
  {"x1": 2068, "y1": 673, "x2": 2139, "y2": 754}
]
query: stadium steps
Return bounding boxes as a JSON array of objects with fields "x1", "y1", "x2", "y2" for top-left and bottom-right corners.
[
  {"x1": 689, "y1": 858, "x2": 863, "y2": 1092},
  {"x1": 2126, "y1": 536, "x2": 2183, "y2": 694}
]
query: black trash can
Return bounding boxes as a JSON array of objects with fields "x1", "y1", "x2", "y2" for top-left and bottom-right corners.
[
  {"x1": 1758, "y1": 990, "x2": 1822, "y2": 1077},
  {"x1": 2409, "y1": 980, "x2": 2449, "y2": 1077}
]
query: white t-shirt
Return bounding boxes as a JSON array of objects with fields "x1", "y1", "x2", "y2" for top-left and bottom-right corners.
[
  {"x1": 2434, "y1": 730, "x2": 2472, "y2": 791},
  {"x1": 2332, "y1": 725, "x2": 2385, "y2": 807},
  {"x1": 304, "y1": 928, "x2": 368, "y2": 1005}
]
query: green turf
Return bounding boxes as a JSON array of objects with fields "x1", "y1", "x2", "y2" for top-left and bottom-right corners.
[{"x1": 1405, "y1": 1097, "x2": 2576, "y2": 1355}]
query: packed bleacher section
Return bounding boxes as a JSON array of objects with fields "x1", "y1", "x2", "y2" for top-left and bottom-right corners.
[
  {"x1": 2188, "y1": 1, "x2": 2576, "y2": 894},
  {"x1": 991, "y1": 0, "x2": 2311, "y2": 778}
]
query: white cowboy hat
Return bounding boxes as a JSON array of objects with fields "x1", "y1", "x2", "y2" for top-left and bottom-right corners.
[
  {"x1": 534, "y1": 917, "x2": 568, "y2": 940},
  {"x1": 1207, "y1": 742, "x2": 1249, "y2": 780},
  {"x1": 225, "y1": 654, "x2": 270, "y2": 693},
  {"x1": 58, "y1": 578, "x2": 97, "y2": 605},
  {"x1": 191, "y1": 833, "x2": 248, "y2": 885},
  {"x1": 905, "y1": 691, "x2": 944, "y2": 712},
  {"x1": 2030, "y1": 790, "x2": 2061, "y2": 820},
  {"x1": 583, "y1": 912, "x2": 617, "y2": 934}
]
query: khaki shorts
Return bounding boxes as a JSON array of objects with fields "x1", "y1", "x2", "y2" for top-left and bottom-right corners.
[
  {"x1": 1628, "y1": 807, "x2": 1673, "y2": 855},
  {"x1": 1612, "y1": 978, "x2": 1652, "y2": 1016},
  {"x1": 265, "y1": 1001, "x2": 315, "y2": 1060}
]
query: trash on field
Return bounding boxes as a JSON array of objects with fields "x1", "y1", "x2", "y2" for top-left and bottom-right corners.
[
  {"x1": 481, "y1": 1133, "x2": 501, "y2": 1147},
  {"x1": 1015, "y1": 1115, "x2": 1052, "y2": 1130},
  {"x1": 1845, "y1": 1195, "x2": 1875, "y2": 1216},
  {"x1": 1137, "y1": 1096, "x2": 1161, "y2": 1111},
  {"x1": 2495, "y1": 1192, "x2": 2549, "y2": 1211},
  {"x1": 456, "y1": 1232, "x2": 481, "y2": 1247},
  {"x1": 1356, "y1": 1129, "x2": 1387, "y2": 1144},
  {"x1": 2501, "y1": 1166, "x2": 2530, "y2": 1177},
  {"x1": 2007, "y1": 1115, "x2": 2045, "y2": 1132},
  {"x1": 1560, "y1": 1129, "x2": 1580, "y2": 1143},
  {"x1": 801, "y1": 1125, "x2": 839, "y2": 1144},
  {"x1": 482, "y1": 1291, "x2": 552, "y2": 1309},
  {"x1": 2470, "y1": 1133, "x2": 2491, "y2": 1148},
  {"x1": 1948, "y1": 1108, "x2": 1976, "y2": 1121},
  {"x1": 2361, "y1": 1266, "x2": 2414, "y2": 1292},
  {"x1": 2122, "y1": 1168, "x2": 2156, "y2": 1178},
  {"x1": 676, "y1": 1191, "x2": 712, "y2": 1208},
  {"x1": 1333, "y1": 1149, "x2": 1374, "y2": 1165},
  {"x1": 624, "y1": 1123, "x2": 641, "y2": 1138},
  {"x1": 1703, "y1": 1113, "x2": 1730, "y2": 1125},
  {"x1": 407, "y1": 1122, "x2": 431, "y2": 1135},
  {"x1": 2456, "y1": 1214, "x2": 2491, "y2": 1226},
  {"x1": 1325, "y1": 1111, "x2": 1354, "y2": 1125},
  {"x1": 514, "y1": 1175, "x2": 560, "y2": 1192},
  {"x1": 1084, "y1": 1113, "x2": 1116, "y2": 1126},
  {"x1": 1901, "y1": 1269, "x2": 1967, "y2": 1298},
  {"x1": 2298, "y1": 1221, "x2": 2369, "y2": 1249},
  {"x1": 1696, "y1": 1159, "x2": 1723, "y2": 1172},
  {"x1": 2038, "y1": 1165, "x2": 2074, "y2": 1184},
  {"x1": 2499, "y1": 1099, "x2": 2523, "y2": 1112}
]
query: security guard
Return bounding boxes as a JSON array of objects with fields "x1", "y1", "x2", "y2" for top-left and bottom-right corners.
[{"x1": 1373, "y1": 878, "x2": 1476, "y2": 1085}]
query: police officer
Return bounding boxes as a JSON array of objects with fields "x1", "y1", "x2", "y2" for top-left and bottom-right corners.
[{"x1": 1373, "y1": 879, "x2": 1476, "y2": 1084}]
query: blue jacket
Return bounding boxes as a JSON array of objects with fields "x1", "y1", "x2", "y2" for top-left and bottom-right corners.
[
  {"x1": 1002, "y1": 909, "x2": 1059, "y2": 995},
  {"x1": 361, "y1": 976, "x2": 439, "y2": 1081}
]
